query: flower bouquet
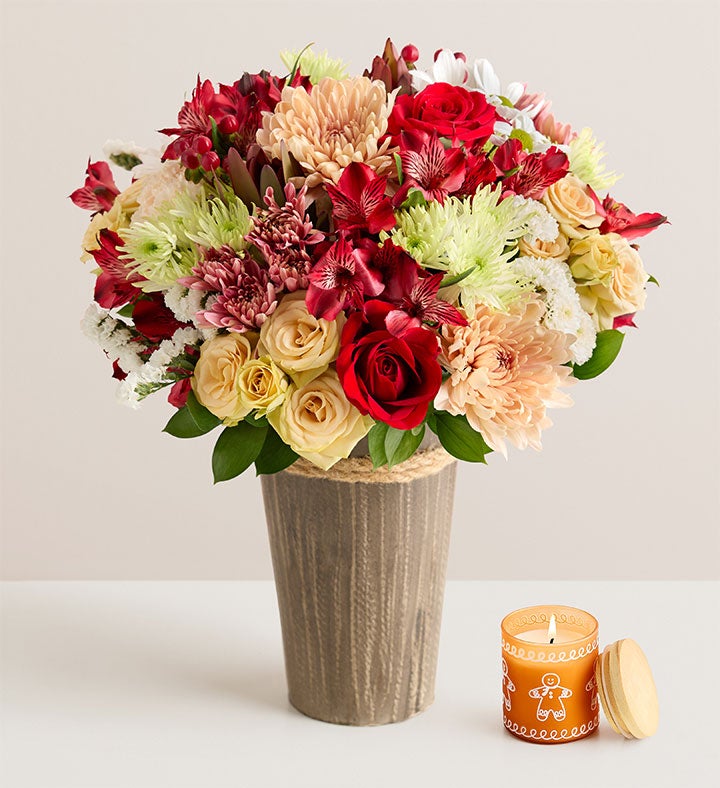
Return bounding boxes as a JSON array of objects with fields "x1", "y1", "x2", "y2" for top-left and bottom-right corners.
[{"x1": 73, "y1": 40, "x2": 666, "y2": 725}]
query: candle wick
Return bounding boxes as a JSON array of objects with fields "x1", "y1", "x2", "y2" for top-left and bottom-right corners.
[{"x1": 549, "y1": 637, "x2": 555, "y2": 644}]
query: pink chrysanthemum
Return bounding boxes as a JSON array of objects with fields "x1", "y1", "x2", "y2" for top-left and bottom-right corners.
[
  {"x1": 436, "y1": 298, "x2": 574, "y2": 456},
  {"x1": 246, "y1": 183, "x2": 323, "y2": 292},
  {"x1": 181, "y1": 247, "x2": 277, "y2": 332}
]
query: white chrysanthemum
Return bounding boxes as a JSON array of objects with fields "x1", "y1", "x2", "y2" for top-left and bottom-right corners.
[
  {"x1": 568, "y1": 128, "x2": 621, "y2": 191},
  {"x1": 513, "y1": 256, "x2": 597, "y2": 364},
  {"x1": 512, "y1": 196, "x2": 559, "y2": 244},
  {"x1": 389, "y1": 187, "x2": 549, "y2": 312},
  {"x1": 120, "y1": 219, "x2": 187, "y2": 288},
  {"x1": 130, "y1": 161, "x2": 202, "y2": 224},
  {"x1": 411, "y1": 49, "x2": 470, "y2": 91},
  {"x1": 411, "y1": 52, "x2": 552, "y2": 152}
]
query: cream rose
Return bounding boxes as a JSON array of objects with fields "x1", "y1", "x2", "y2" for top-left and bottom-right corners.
[
  {"x1": 576, "y1": 234, "x2": 648, "y2": 330},
  {"x1": 236, "y1": 356, "x2": 289, "y2": 416},
  {"x1": 518, "y1": 233, "x2": 571, "y2": 262},
  {"x1": 542, "y1": 175, "x2": 603, "y2": 239},
  {"x1": 192, "y1": 333, "x2": 255, "y2": 424},
  {"x1": 569, "y1": 234, "x2": 617, "y2": 286},
  {"x1": 267, "y1": 369, "x2": 374, "y2": 470},
  {"x1": 259, "y1": 291, "x2": 343, "y2": 386},
  {"x1": 80, "y1": 179, "x2": 144, "y2": 262}
]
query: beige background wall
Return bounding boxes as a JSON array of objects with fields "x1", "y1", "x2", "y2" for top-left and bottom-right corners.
[{"x1": 1, "y1": 0, "x2": 718, "y2": 580}]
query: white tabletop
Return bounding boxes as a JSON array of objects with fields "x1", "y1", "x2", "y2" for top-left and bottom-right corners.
[{"x1": 1, "y1": 581, "x2": 717, "y2": 788}]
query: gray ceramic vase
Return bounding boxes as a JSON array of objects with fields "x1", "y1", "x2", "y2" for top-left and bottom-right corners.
[{"x1": 260, "y1": 435, "x2": 457, "y2": 725}]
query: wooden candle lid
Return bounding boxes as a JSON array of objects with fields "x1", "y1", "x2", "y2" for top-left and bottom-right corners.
[{"x1": 595, "y1": 638, "x2": 659, "y2": 739}]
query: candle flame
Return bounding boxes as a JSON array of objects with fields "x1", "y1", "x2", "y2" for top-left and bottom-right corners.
[{"x1": 548, "y1": 614, "x2": 557, "y2": 644}]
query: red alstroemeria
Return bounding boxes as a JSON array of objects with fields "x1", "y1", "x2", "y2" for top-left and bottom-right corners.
[
  {"x1": 386, "y1": 272, "x2": 468, "y2": 334},
  {"x1": 132, "y1": 293, "x2": 187, "y2": 343},
  {"x1": 591, "y1": 192, "x2": 668, "y2": 240},
  {"x1": 495, "y1": 139, "x2": 568, "y2": 200},
  {"x1": 89, "y1": 229, "x2": 144, "y2": 309},
  {"x1": 307, "y1": 239, "x2": 384, "y2": 320},
  {"x1": 161, "y1": 77, "x2": 235, "y2": 170},
  {"x1": 394, "y1": 130, "x2": 466, "y2": 205},
  {"x1": 457, "y1": 151, "x2": 499, "y2": 196},
  {"x1": 387, "y1": 83, "x2": 498, "y2": 146},
  {"x1": 167, "y1": 377, "x2": 192, "y2": 409},
  {"x1": 69, "y1": 160, "x2": 119, "y2": 213},
  {"x1": 370, "y1": 240, "x2": 420, "y2": 303},
  {"x1": 613, "y1": 313, "x2": 637, "y2": 329},
  {"x1": 326, "y1": 163, "x2": 396, "y2": 235}
]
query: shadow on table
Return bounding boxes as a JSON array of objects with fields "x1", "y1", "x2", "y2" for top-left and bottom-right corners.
[{"x1": 3, "y1": 587, "x2": 291, "y2": 714}]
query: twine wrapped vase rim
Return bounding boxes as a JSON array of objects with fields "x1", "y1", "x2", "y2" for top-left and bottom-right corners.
[{"x1": 283, "y1": 446, "x2": 456, "y2": 483}]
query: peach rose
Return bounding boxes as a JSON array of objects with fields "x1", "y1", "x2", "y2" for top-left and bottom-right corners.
[
  {"x1": 542, "y1": 175, "x2": 602, "y2": 239},
  {"x1": 518, "y1": 233, "x2": 571, "y2": 262},
  {"x1": 267, "y1": 369, "x2": 374, "y2": 470},
  {"x1": 575, "y1": 234, "x2": 648, "y2": 330},
  {"x1": 259, "y1": 291, "x2": 343, "y2": 386},
  {"x1": 236, "y1": 356, "x2": 289, "y2": 416},
  {"x1": 569, "y1": 234, "x2": 617, "y2": 287},
  {"x1": 192, "y1": 333, "x2": 256, "y2": 424}
]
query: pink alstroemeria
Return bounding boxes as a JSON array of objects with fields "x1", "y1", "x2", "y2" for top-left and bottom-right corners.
[
  {"x1": 70, "y1": 160, "x2": 120, "y2": 213},
  {"x1": 307, "y1": 239, "x2": 384, "y2": 320},
  {"x1": 394, "y1": 130, "x2": 466, "y2": 205},
  {"x1": 326, "y1": 162, "x2": 396, "y2": 236},
  {"x1": 385, "y1": 272, "x2": 467, "y2": 335},
  {"x1": 89, "y1": 229, "x2": 144, "y2": 309},
  {"x1": 590, "y1": 192, "x2": 668, "y2": 241},
  {"x1": 613, "y1": 313, "x2": 637, "y2": 329}
]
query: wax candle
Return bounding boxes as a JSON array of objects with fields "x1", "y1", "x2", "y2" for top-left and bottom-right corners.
[{"x1": 501, "y1": 606, "x2": 599, "y2": 744}]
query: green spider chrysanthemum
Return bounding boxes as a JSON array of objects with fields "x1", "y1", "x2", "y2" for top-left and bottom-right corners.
[
  {"x1": 170, "y1": 191, "x2": 251, "y2": 252},
  {"x1": 568, "y1": 128, "x2": 621, "y2": 191},
  {"x1": 387, "y1": 187, "x2": 536, "y2": 312},
  {"x1": 280, "y1": 47, "x2": 349, "y2": 83}
]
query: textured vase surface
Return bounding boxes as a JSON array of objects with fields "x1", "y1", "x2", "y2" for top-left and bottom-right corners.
[{"x1": 261, "y1": 441, "x2": 457, "y2": 725}]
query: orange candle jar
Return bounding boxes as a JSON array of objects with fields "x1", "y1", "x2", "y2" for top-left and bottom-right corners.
[{"x1": 501, "y1": 605, "x2": 599, "y2": 744}]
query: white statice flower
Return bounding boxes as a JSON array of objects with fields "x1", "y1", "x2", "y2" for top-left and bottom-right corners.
[
  {"x1": 512, "y1": 196, "x2": 559, "y2": 244},
  {"x1": 164, "y1": 285, "x2": 211, "y2": 331},
  {"x1": 146, "y1": 327, "x2": 201, "y2": 369},
  {"x1": 116, "y1": 365, "x2": 167, "y2": 410},
  {"x1": 513, "y1": 256, "x2": 597, "y2": 364},
  {"x1": 81, "y1": 304, "x2": 147, "y2": 373}
]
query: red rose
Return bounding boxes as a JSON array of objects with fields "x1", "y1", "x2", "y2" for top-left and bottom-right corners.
[
  {"x1": 336, "y1": 300, "x2": 442, "y2": 430},
  {"x1": 387, "y1": 83, "x2": 498, "y2": 146}
]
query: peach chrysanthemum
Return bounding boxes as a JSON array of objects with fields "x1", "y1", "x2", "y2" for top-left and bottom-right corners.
[
  {"x1": 256, "y1": 77, "x2": 396, "y2": 188},
  {"x1": 436, "y1": 298, "x2": 574, "y2": 456}
]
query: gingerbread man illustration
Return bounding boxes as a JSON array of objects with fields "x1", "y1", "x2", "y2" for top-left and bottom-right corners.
[
  {"x1": 501, "y1": 658, "x2": 516, "y2": 711},
  {"x1": 585, "y1": 675, "x2": 599, "y2": 711},
  {"x1": 529, "y1": 673, "x2": 572, "y2": 722}
]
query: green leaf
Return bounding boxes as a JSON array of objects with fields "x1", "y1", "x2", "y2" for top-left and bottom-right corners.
[
  {"x1": 440, "y1": 266, "x2": 475, "y2": 288},
  {"x1": 385, "y1": 425, "x2": 425, "y2": 469},
  {"x1": 394, "y1": 152, "x2": 404, "y2": 185},
  {"x1": 509, "y1": 128, "x2": 534, "y2": 152},
  {"x1": 647, "y1": 274, "x2": 660, "y2": 286},
  {"x1": 209, "y1": 117, "x2": 221, "y2": 151},
  {"x1": 255, "y1": 427, "x2": 299, "y2": 475},
  {"x1": 185, "y1": 390, "x2": 221, "y2": 433},
  {"x1": 367, "y1": 421, "x2": 389, "y2": 469},
  {"x1": 401, "y1": 188, "x2": 428, "y2": 209},
  {"x1": 430, "y1": 411, "x2": 492, "y2": 463},
  {"x1": 244, "y1": 412, "x2": 269, "y2": 429},
  {"x1": 212, "y1": 423, "x2": 267, "y2": 483},
  {"x1": 227, "y1": 147, "x2": 261, "y2": 208},
  {"x1": 163, "y1": 406, "x2": 207, "y2": 439},
  {"x1": 116, "y1": 303, "x2": 135, "y2": 319},
  {"x1": 260, "y1": 165, "x2": 284, "y2": 206},
  {"x1": 573, "y1": 329, "x2": 625, "y2": 380}
]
